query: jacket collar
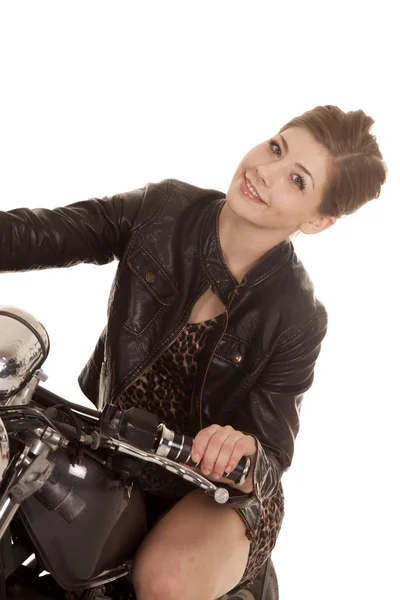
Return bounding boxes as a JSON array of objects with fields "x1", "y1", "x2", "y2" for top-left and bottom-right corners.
[{"x1": 199, "y1": 198, "x2": 292, "y2": 305}]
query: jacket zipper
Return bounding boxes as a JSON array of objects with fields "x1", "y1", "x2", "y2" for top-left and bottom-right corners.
[
  {"x1": 112, "y1": 283, "x2": 212, "y2": 405},
  {"x1": 197, "y1": 308, "x2": 229, "y2": 430},
  {"x1": 197, "y1": 285, "x2": 240, "y2": 430}
]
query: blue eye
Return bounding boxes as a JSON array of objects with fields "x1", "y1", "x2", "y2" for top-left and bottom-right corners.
[
  {"x1": 269, "y1": 140, "x2": 281, "y2": 158},
  {"x1": 268, "y1": 140, "x2": 306, "y2": 191}
]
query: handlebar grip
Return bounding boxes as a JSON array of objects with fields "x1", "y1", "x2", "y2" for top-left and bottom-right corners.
[
  {"x1": 101, "y1": 407, "x2": 252, "y2": 486},
  {"x1": 156, "y1": 428, "x2": 251, "y2": 485}
]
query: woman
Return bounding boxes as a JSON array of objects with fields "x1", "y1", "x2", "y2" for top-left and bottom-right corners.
[{"x1": 0, "y1": 105, "x2": 387, "y2": 599}]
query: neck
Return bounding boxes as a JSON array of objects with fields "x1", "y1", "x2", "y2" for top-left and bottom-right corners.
[{"x1": 217, "y1": 202, "x2": 290, "y2": 283}]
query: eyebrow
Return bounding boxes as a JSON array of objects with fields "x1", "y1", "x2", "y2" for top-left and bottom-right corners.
[{"x1": 279, "y1": 134, "x2": 315, "y2": 190}]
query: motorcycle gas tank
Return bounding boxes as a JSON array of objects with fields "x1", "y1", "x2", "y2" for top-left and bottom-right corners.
[{"x1": 19, "y1": 446, "x2": 146, "y2": 591}]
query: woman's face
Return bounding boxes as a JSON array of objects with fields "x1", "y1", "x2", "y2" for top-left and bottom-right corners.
[{"x1": 225, "y1": 126, "x2": 334, "y2": 235}]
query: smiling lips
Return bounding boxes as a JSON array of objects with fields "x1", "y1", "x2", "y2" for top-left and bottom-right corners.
[
  {"x1": 245, "y1": 178, "x2": 262, "y2": 200},
  {"x1": 241, "y1": 176, "x2": 266, "y2": 205}
]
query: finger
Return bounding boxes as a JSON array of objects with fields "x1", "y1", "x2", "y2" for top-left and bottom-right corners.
[
  {"x1": 200, "y1": 426, "x2": 236, "y2": 475},
  {"x1": 223, "y1": 437, "x2": 257, "y2": 475},
  {"x1": 210, "y1": 432, "x2": 245, "y2": 479},
  {"x1": 191, "y1": 425, "x2": 220, "y2": 463}
]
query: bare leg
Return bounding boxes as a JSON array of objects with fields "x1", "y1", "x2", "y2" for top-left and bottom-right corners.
[{"x1": 132, "y1": 488, "x2": 251, "y2": 600}]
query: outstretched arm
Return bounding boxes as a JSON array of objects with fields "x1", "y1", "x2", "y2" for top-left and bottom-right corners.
[{"x1": 0, "y1": 186, "x2": 148, "y2": 272}]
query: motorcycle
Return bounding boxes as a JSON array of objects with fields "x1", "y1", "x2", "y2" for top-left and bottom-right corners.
[{"x1": 0, "y1": 306, "x2": 279, "y2": 600}]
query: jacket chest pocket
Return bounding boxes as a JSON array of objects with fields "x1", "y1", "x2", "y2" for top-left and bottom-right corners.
[
  {"x1": 213, "y1": 334, "x2": 268, "y2": 379},
  {"x1": 114, "y1": 245, "x2": 178, "y2": 336}
]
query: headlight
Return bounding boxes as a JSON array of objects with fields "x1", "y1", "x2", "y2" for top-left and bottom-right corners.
[{"x1": 0, "y1": 306, "x2": 49, "y2": 404}]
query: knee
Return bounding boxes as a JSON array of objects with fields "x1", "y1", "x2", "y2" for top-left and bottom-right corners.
[{"x1": 132, "y1": 540, "x2": 192, "y2": 600}]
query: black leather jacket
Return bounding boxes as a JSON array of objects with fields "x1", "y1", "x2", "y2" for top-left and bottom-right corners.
[{"x1": 1, "y1": 178, "x2": 328, "y2": 537}]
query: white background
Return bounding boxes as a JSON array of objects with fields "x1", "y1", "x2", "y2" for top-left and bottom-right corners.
[{"x1": 1, "y1": 2, "x2": 399, "y2": 598}]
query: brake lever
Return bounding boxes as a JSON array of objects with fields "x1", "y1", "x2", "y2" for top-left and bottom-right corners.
[{"x1": 107, "y1": 437, "x2": 230, "y2": 504}]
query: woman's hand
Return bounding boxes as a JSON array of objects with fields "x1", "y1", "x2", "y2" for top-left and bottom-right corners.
[{"x1": 190, "y1": 424, "x2": 257, "y2": 492}]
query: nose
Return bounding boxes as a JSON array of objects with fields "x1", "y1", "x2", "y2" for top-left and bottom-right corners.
[
  {"x1": 256, "y1": 166, "x2": 270, "y2": 189},
  {"x1": 256, "y1": 162, "x2": 282, "y2": 189}
]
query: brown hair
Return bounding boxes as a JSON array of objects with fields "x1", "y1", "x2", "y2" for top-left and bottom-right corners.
[{"x1": 279, "y1": 105, "x2": 388, "y2": 218}]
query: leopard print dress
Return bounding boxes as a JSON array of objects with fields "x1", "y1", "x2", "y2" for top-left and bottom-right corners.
[{"x1": 116, "y1": 316, "x2": 285, "y2": 592}]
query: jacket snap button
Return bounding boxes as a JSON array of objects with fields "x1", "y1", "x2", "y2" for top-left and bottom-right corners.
[
  {"x1": 231, "y1": 352, "x2": 243, "y2": 364},
  {"x1": 145, "y1": 271, "x2": 156, "y2": 284}
]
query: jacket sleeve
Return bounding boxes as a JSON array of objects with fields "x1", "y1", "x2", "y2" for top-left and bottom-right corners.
[
  {"x1": 0, "y1": 187, "x2": 147, "y2": 272},
  {"x1": 231, "y1": 310, "x2": 328, "y2": 504}
]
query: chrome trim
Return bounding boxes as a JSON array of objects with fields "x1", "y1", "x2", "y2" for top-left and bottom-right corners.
[
  {"x1": 110, "y1": 437, "x2": 230, "y2": 503},
  {"x1": 173, "y1": 433, "x2": 185, "y2": 462},
  {"x1": 0, "y1": 306, "x2": 49, "y2": 404},
  {"x1": 0, "y1": 496, "x2": 19, "y2": 540},
  {"x1": 0, "y1": 417, "x2": 9, "y2": 483},
  {"x1": 155, "y1": 424, "x2": 174, "y2": 458},
  {"x1": 235, "y1": 456, "x2": 251, "y2": 486}
]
